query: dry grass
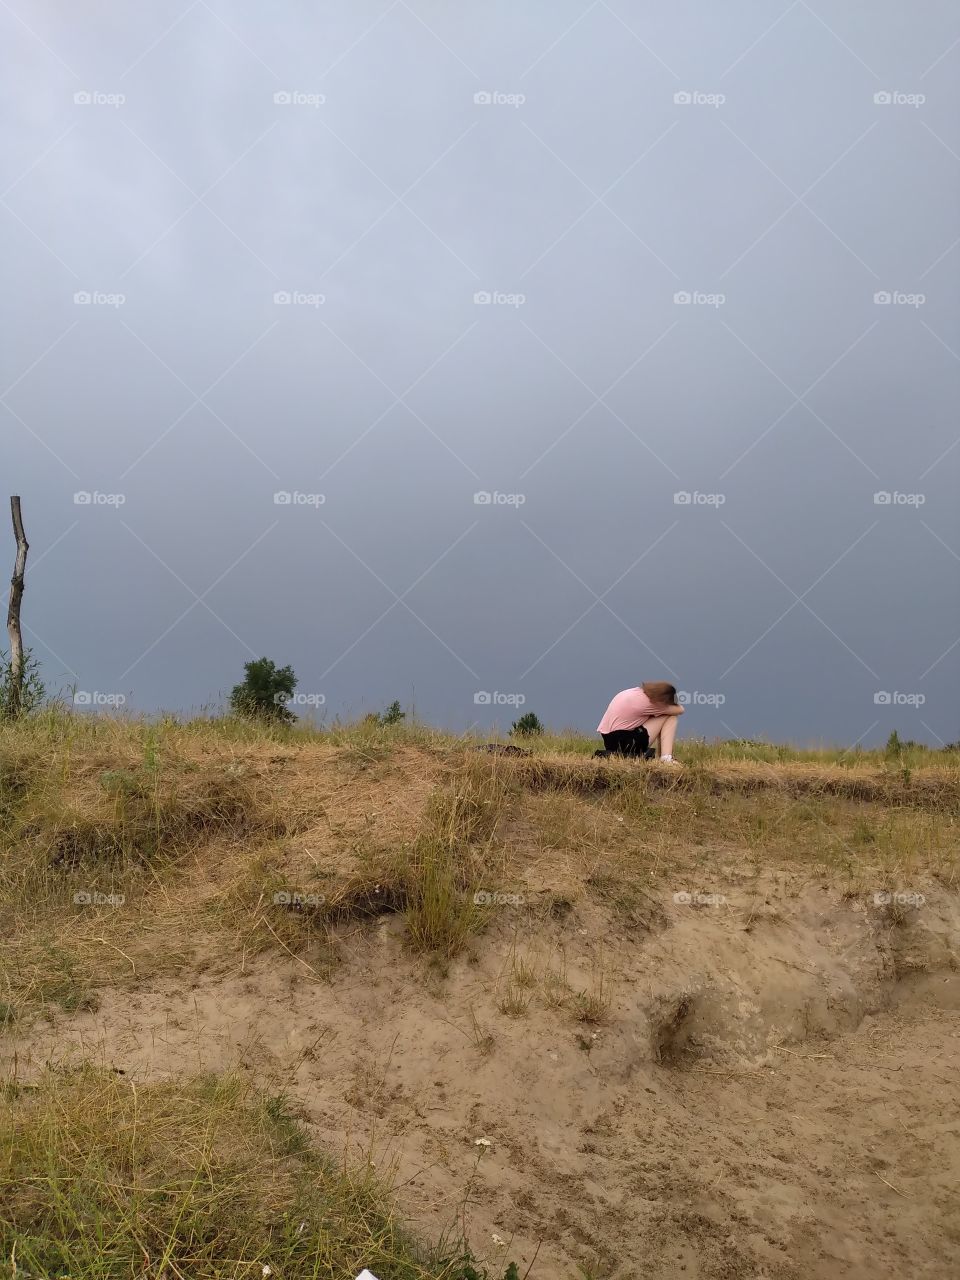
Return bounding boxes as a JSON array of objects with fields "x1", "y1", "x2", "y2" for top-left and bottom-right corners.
[
  {"x1": 402, "y1": 754, "x2": 515, "y2": 958},
  {"x1": 0, "y1": 720, "x2": 290, "y2": 1019},
  {"x1": 508, "y1": 751, "x2": 960, "y2": 807},
  {"x1": 1, "y1": 711, "x2": 957, "y2": 1025}
]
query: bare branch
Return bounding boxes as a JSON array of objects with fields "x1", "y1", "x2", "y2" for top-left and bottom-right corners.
[{"x1": 6, "y1": 495, "x2": 29, "y2": 717}]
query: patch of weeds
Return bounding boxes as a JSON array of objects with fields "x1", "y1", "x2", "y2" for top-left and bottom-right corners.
[
  {"x1": 261, "y1": 1091, "x2": 309, "y2": 1156},
  {"x1": 542, "y1": 971, "x2": 570, "y2": 1010},
  {"x1": 54, "y1": 986, "x2": 101, "y2": 1015},
  {"x1": 511, "y1": 954, "x2": 537, "y2": 988},
  {"x1": 403, "y1": 761, "x2": 513, "y2": 958},
  {"x1": 575, "y1": 956, "x2": 611, "y2": 1025},
  {"x1": 468, "y1": 1007, "x2": 495, "y2": 1055},
  {"x1": 37, "y1": 947, "x2": 100, "y2": 1014},
  {"x1": 852, "y1": 817, "x2": 878, "y2": 846},
  {"x1": 99, "y1": 768, "x2": 143, "y2": 796},
  {"x1": 141, "y1": 726, "x2": 161, "y2": 771},
  {"x1": 497, "y1": 982, "x2": 531, "y2": 1018},
  {"x1": 404, "y1": 833, "x2": 480, "y2": 957},
  {"x1": 0, "y1": 1066, "x2": 512, "y2": 1280},
  {"x1": 575, "y1": 991, "x2": 609, "y2": 1025}
]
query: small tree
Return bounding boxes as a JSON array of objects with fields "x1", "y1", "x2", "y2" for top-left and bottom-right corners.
[
  {"x1": 378, "y1": 699, "x2": 405, "y2": 726},
  {"x1": 229, "y1": 658, "x2": 297, "y2": 723},
  {"x1": 511, "y1": 711, "x2": 543, "y2": 737},
  {"x1": 0, "y1": 647, "x2": 45, "y2": 718}
]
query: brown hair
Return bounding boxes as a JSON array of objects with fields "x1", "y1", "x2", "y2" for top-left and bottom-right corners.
[{"x1": 642, "y1": 681, "x2": 678, "y2": 706}]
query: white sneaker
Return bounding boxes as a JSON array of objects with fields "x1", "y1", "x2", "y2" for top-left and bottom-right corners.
[{"x1": 658, "y1": 755, "x2": 682, "y2": 767}]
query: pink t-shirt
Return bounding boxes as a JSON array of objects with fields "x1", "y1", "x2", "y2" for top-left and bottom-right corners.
[{"x1": 597, "y1": 687, "x2": 664, "y2": 733}]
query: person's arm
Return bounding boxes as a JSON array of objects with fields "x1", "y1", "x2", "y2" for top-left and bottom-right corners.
[{"x1": 639, "y1": 703, "x2": 683, "y2": 724}]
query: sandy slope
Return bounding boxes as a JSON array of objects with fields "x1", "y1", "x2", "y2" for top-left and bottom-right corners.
[{"x1": 7, "y1": 872, "x2": 960, "y2": 1279}]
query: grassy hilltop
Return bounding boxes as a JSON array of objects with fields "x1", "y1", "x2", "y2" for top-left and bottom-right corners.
[{"x1": 1, "y1": 712, "x2": 958, "y2": 1279}]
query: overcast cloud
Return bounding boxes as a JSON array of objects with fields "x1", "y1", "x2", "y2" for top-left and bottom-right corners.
[{"x1": 3, "y1": 1, "x2": 958, "y2": 745}]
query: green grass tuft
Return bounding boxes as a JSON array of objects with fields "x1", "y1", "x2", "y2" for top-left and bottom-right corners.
[{"x1": 0, "y1": 1068, "x2": 517, "y2": 1280}]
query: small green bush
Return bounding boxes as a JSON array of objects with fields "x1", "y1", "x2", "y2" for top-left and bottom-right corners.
[
  {"x1": 511, "y1": 712, "x2": 543, "y2": 737},
  {"x1": 229, "y1": 657, "x2": 297, "y2": 723},
  {"x1": 0, "y1": 648, "x2": 46, "y2": 719}
]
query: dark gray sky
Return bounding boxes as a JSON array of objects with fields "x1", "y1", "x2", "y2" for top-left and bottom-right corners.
[{"x1": 4, "y1": 1, "x2": 958, "y2": 745}]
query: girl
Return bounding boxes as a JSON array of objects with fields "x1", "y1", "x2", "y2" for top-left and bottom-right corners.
[{"x1": 596, "y1": 681, "x2": 683, "y2": 764}]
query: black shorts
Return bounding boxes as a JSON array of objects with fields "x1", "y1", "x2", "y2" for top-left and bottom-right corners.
[{"x1": 601, "y1": 726, "x2": 650, "y2": 757}]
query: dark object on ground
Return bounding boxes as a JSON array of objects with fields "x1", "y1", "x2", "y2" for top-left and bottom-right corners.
[
  {"x1": 473, "y1": 743, "x2": 531, "y2": 757},
  {"x1": 600, "y1": 726, "x2": 651, "y2": 757},
  {"x1": 594, "y1": 747, "x2": 657, "y2": 761}
]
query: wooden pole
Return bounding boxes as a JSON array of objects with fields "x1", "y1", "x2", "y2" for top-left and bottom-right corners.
[{"x1": 6, "y1": 496, "x2": 29, "y2": 717}]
